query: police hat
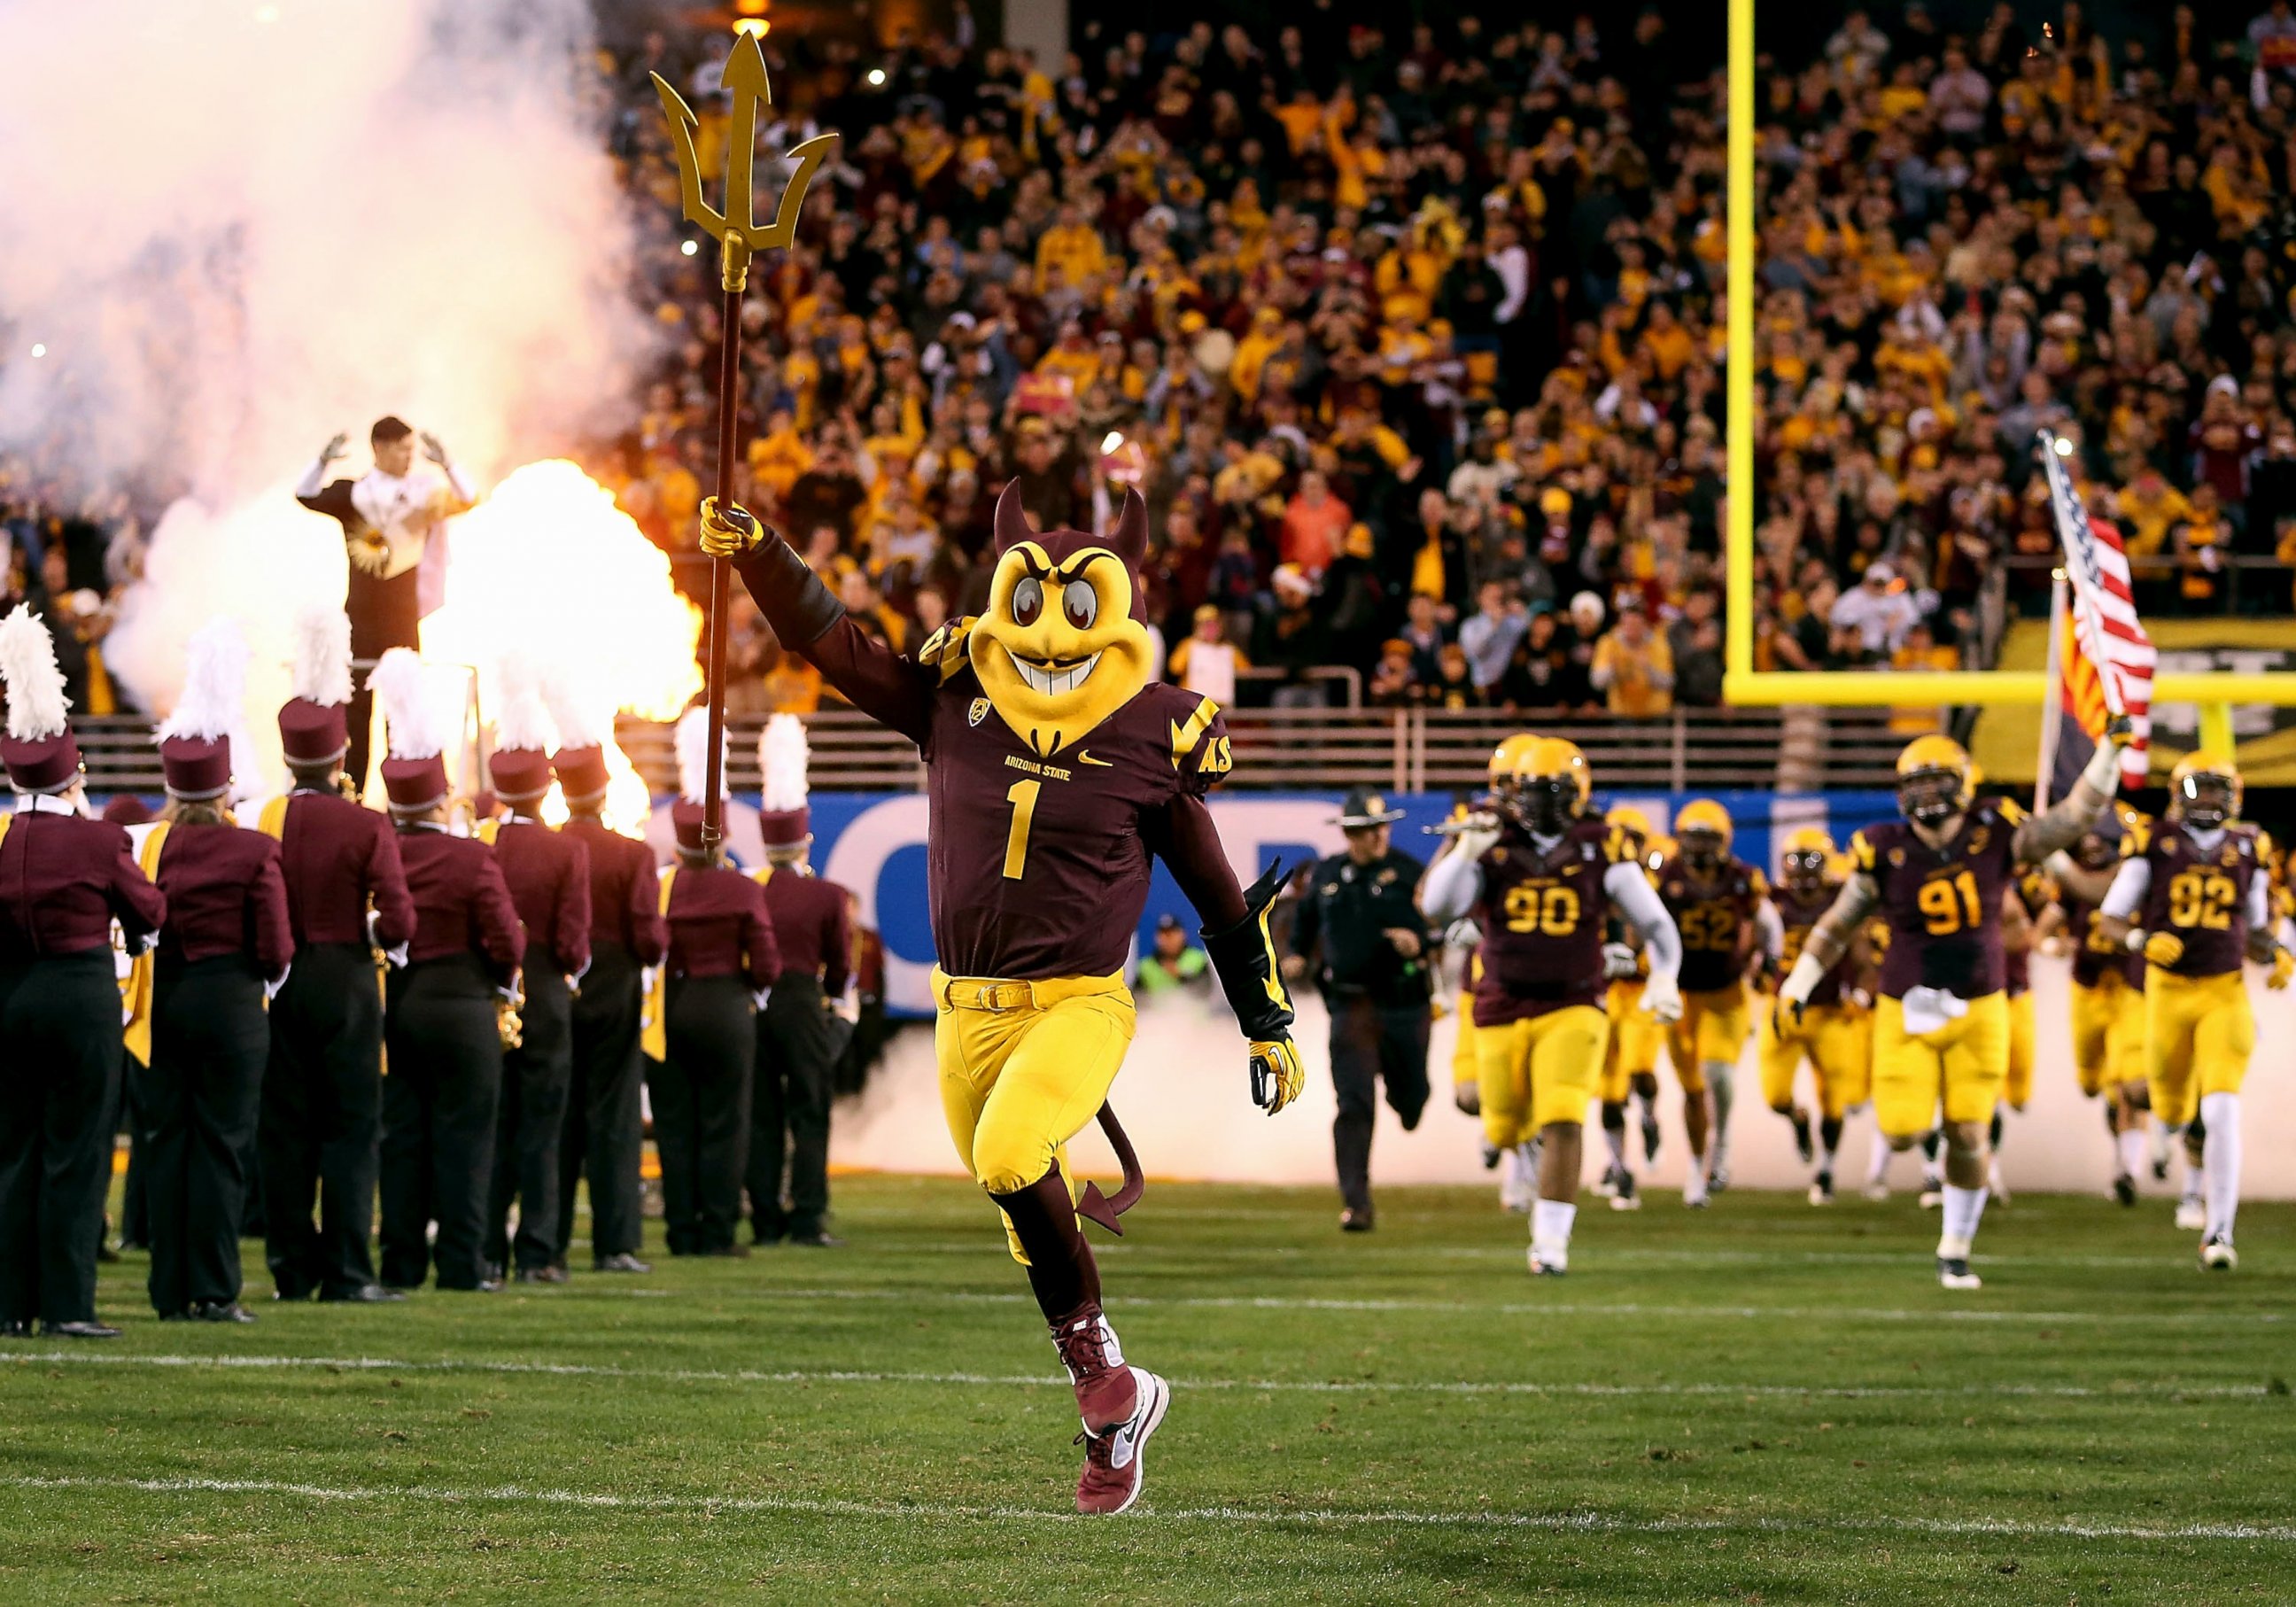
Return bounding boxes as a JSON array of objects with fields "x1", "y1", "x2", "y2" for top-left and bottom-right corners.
[{"x1": 1334, "y1": 787, "x2": 1407, "y2": 829}]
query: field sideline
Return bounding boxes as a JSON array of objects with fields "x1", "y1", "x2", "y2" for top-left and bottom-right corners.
[{"x1": 4, "y1": 1176, "x2": 2292, "y2": 1603}]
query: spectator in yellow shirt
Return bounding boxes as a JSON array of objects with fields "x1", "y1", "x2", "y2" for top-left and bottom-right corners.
[
  {"x1": 1590, "y1": 601, "x2": 1675, "y2": 717},
  {"x1": 1034, "y1": 202, "x2": 1106, "y2": 293}
]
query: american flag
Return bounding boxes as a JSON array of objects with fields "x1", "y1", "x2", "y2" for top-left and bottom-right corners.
[{"x1": 2040, "y1": 432, "x2": 2153, "y2": 788}]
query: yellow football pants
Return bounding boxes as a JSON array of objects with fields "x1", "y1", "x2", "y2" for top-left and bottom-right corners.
[
  {"x1": 1667, "y1": 983, "x2": 1749, "y2": 1095},
  {"x1": 1451, "y1": 990, "x2": 1479, "y2": 1096},
  {"x1": 1872, "y1": 990, "x2": 2009, "y2": 1137},
  {"x1": 1757, "y1": 1000, "x2": 1872, "y2": 1120},
  {"x1": 1476, "y1": 1005, "x2": 1610, "y2": 1146},
  {"x1": 2069, "y1": 973, "x2": 2147, "y2": 1098},
  {"x1": 1600, "y1": 979, "x2": 1662, "y2": 1103},
  {"x1": 2003, "y1": 990, "x2": 2036, "y2": 1110},
  {"x1": 933, "y1": 968, "x2": 1136, "y2": 1264},
  {"x1": 2144, "y1": 968, "x2": 2253, "y2": 1129}
]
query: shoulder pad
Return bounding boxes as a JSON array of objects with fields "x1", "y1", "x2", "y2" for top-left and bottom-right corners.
[
  {"x1": 1990, "y1": 796, "x2": 2028, "y2": 827},
  {"x1": 1168, "y1": 693, "x2": 1229, "y2": 777},
  {"x1": 1746, "y1": 866, "x2": 1770, "y2": 897},
  {"x1": 1850, "y1": 828, "x2": 1879, "y2": 874},
  {"x1": 915, "y1": 617, "x2": 976, "y2": 685}
]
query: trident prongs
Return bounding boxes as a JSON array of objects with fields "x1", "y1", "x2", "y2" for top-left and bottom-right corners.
[{"x1": 651, "y1": 32, "x2": 837, "y2": 291}]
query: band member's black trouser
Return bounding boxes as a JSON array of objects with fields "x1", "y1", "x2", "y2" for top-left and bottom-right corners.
[
  {"x1": 260, "y1": 943, "x2": 384, "y2": 1298},
  {"x1": 139, "y1": 954, "x2": 268, "y2": 1315},
  {"x1": 1329, "y1": 994, "x2": 1431, "y2": 1215},
  {"x1": 556, "y1": 943, "x2": 646, "y2": 1262},
  {"x1": 650, "y1": 975, "x2": 754, "y2": 1254},
  {"x1": 749, "y1": 974, "x2": 835, "y2": 1240},
  {"x1": 0, "y1": 952, "x2": 120, "y2": 1328},
  {"x1": 379, "y1": 953, "x2": 502, "y2": 1290},
  {"x1": 485, "y1": 968, "x2": 572, "y2": 1275}
]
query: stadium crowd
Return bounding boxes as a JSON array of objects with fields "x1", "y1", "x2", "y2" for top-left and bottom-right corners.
[{"x1": 12, "y1": 3, "x2": 2296, "y2": 726}]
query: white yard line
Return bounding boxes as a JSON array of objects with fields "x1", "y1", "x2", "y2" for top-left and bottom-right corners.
[
  {"x1": 7, "y1": 1473, "x2": 2292, "y2": 1543},
  {"x1": 3, "y1": 1350, "x2": 2270, "y2": 1401}
]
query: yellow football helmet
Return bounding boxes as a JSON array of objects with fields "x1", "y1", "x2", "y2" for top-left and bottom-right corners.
[
  {"x1": 1674, "y1": 798, "x2": 1732, "y2": 867},
  {"x1": 1514, "y1": 736, "x2": 1591, "y2": 832},
  {"x1": 1606, "y1": 803, "x2": 1652, "y2": 837},
  {"x1": 1896, "y1": 734, "x2": 1973, "y2": 827},
  {"x1": 2168, "y1": 750, "x2": 2242, "y2": 829},
  {"x1": 1780, "y1": 825, "x2": 1834, "y2": 890},
  {"x1": 1487, "y1": 732, "x2": 1540, "y2": 823}
]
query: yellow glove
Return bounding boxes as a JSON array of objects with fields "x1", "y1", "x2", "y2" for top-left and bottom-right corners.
[
  {"x1": 2143, "y1": 930, "x2": 2185, "y2": 968},
  {"x1": 2269, "y1": 948, "x2": 2293, "y2": 991},
  {"x1": 699, "y1": 495, "x2": 765, "y2": 557},
  {"x1": 1249, "y1": 1037, "x2": 1306, "y2": 1116}
]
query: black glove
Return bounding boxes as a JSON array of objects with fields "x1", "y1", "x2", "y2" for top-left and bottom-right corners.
[{"x1": 1201, "y1": 861, "x2": 1297, "y2": 1043}]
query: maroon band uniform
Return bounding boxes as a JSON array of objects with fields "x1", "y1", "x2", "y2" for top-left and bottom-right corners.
[
  {"x1": 378, "y1": 826, "x2": 524, "y2": 1291},
  {"x1": 555, "y1": 810, "x2": 667, "y2": 1266},
  {"x1": 0, "y1": 801, "x2": 167, "y2": 1331},
  {"x1": 748, "y1": 866, "x2": 851, "y2": 1245},
  {"x1": 654, "y1": 862, "x2": 777, "y2": 1255},
  {"x1": 482, "y1": 812, "x2": 591, "y2": 1278}
]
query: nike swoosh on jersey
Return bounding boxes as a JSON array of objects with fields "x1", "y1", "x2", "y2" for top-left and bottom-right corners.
[{"x1": 1076, "y1": 749, "x2": 1114, "y2": 767}]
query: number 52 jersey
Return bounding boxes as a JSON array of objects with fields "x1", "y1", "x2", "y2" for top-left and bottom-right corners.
[{"x1": 1851, "y1": 796, "x2": 2026, "y2": 1001}]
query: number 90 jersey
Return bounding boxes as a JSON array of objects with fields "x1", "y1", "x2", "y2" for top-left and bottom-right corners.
[
  {"x1": 1470, "y1": 819, "x2": 1634, "y2": 1028},
  {"x1": 1852, "y1": 797, "x2": 2026, "y2": 1001},
  {"x1": 2129, "y1": 819, "x2": 2268, "y2": 979}
]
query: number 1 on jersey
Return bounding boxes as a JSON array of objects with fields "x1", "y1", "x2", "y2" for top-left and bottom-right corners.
[{"x1": 1003, "y1": 779, "x2": 1041, "y2": 881}]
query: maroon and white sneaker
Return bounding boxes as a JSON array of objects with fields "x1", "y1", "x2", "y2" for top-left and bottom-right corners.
[
  {"x1": 1074, "y1": 1367, "x2": 1170, "y2": 1515},
  {"x1": 1051, "y1": 1301, "x2": 1138, "y2": 1432}
]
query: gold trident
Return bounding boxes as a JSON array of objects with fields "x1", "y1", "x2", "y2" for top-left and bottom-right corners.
[{"x1": 651, "y1": 33, "x2": 838, "y2": 292}]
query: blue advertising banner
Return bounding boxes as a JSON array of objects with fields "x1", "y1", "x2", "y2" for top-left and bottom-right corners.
[{"x1": 670, "y1": 788, "x2": 1903, "y2": 1018}]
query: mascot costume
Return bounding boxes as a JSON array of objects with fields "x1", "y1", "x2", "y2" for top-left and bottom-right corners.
[{"x1": 702, "y1": 485, "x2": 1302, "y2": 1515}]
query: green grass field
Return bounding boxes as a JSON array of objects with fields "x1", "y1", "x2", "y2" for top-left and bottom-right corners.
[{"x1": 3, "y1": 1176, "x2": 2292, "y2": 1604}]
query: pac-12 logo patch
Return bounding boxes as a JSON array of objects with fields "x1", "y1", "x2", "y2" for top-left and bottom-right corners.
[{"x1": 968, "y1": 697, "x2": 990, "y2": 726}]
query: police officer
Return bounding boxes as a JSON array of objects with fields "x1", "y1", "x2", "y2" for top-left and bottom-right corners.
[
  {"x1": 546, "y1": 704, "x2": 665, "y2": 1276},
  {"x1": 748, "y1": 715, "x2": 851, "y2": 1248},
  {"x1": 1, "y1": 605, "x2": 166, "y2": 1339},
  {"x1": 1285, "y1": 788, "x2": 1431, "y2": 1230},
  {"x1": 258, "y1": 606, "x2": 414, "y2": 1304},
  {"x1": 370, "y1": 650, "x2": 524, "y2": 1293},
  {"x1": 478, "y1": 685, "x2": 591, "y2": 1285},
  {"x1": 138, "y1": 622, "x2": 296, "y2": 1324},
  {"x1": 648, "y1": 710, "x2": 777, "y2": 1257}
]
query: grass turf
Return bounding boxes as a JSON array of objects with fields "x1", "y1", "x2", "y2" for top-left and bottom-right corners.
[{"x1": 3, "y1": 1176, "x2": 2292, "y2": 1604}]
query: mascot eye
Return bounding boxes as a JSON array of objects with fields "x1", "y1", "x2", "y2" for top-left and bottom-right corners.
[
  {"x1": 1063, "y1": 579, "x2": 1098, "y2": 631},
  {"x1": 1012, "y1": 576, "x2": 1043, "y2": 626}
]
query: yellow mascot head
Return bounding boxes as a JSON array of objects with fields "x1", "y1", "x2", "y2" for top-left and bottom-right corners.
[{"x1": 967, "y1": 482, "x2": 1154, "y2": 757}]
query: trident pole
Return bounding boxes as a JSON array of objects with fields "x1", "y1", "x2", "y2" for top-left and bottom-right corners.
[{"x1": 653, "y1": 30, "x2": 837, "y2": 845}]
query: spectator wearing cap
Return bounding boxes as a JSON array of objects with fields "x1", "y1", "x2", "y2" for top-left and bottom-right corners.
[
  {"x1": 1828, "y1": 560, "x2": 1920, "y2": 658},
  {"x1": 1134, "y1": 915, "x2": 1210, "y2": 1000},
  {"x1": 1169, "y1": 605, "x2": 1250, "y2": 709},
  {"x1": 1283, "y1": 788, "x2": 1431, "y2": 1232}
]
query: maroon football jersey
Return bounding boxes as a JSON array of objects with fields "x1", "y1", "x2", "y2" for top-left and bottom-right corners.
[
  {"x1": 1772, "y1": 881, "x2": 1847, "y2": 1007},
  {"x1": 2003, "y1": 868, "x2": 2051, "y2": 996},
  {"x1": 1853, "y1": 796, "x2": 2026, "y2": 1000},
  {"x1": 2059, "y1": 889, "x2": 2133, "y2": 989},
  {"x1": 2133, "y1": 821, "x2": 2266, "y2": 978},
  {"x1": 1470, "y1": 818, "x2": 1629, "y2": 1027},
  {"x1": 1659, "y1": 855, "x2": 1767, "y2": 994},
  {"x1": 920, "y1": 677, "x2": 1229, "y2": 981}
]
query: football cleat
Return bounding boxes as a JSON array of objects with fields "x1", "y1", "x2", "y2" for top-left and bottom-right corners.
[
  {"x1": 2175, "y1": 1199, "x2": 2207, "y2": 1232},
  {"x1": 1681, "y1": 1171, "x2": 1710, "y2": 1209},
  {"x1": 2113, "y1": 1173, "x2": 2137, "y2": 1208},
  {"x1": 1808, "y1": 1170, "x2": 1834, "y2": 1207},
  {"x1": 1594, "y1": 1163, "x2": 1619, "y2": 1199},
  {"x1": 1936, "y1": 1256, "x2": 1982, "y2": 1291},
  {"x1": 1707, "y1": 1165, "x2": 1731, "y2": 1195},
  {"x1": 1340, "y1": 1207, "x2": 1375, "y2": 1232},
  {"x1": 1862, "y1": 1182, "x2": 1891, "y2": 1203},
  {"x1": 1051, "y1": 1304, "x2": 1139, "y2": 1435},
  {"x1": 1479, "y1": 1138, "x2": 1502, "y2": 1170},
  {"x1": 1528, "y1": 1245, "x2": 1568, "y2": 1277},
  {"x1": 1918, "y1": 1173, "x2": 1943, "y2": 1209},
  {"x1": 1074, "y1": 1367, "x2": 1170, "y2": 1515},
  {"x1": 1610, "y1": 1171, "x2": 1641, "y2": 1211},
  {"x1": 1791, "y1": 1111, "x2": 1813, "y2": 1165},
  {"x1": 2199, "y1": 1236, "x2": 2238, "y2": 1272}
]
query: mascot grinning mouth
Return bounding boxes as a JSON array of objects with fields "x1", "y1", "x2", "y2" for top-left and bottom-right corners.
[{"x1": 1010, "y1": 652, "x2": 1104, "y2": 696}]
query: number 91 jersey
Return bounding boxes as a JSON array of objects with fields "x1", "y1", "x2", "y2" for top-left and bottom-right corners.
[
  {"x1": 2131, "y1": 819, "x2": 2267, "y2": 978},
  {"x1": 1852, "y1": 797, "x2": 2025, "y2": 1001},
  {"x1": 1470, "y1": 819, "x2": 1633, "y2": 1028}
]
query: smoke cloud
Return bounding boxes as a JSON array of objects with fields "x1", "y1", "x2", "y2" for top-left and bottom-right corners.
[{"x1": 0, "y1": 0, "x2": 653, "y2": 725}]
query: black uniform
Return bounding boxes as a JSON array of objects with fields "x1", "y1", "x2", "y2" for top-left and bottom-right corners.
[
  {"x1": 0, "y1": 799, "x2": 167, "y2": 1331},
  {"x1": 1291, "y1": 847, "x2": 1432, "y2": 1217},
  {"x1": 748, "y1": 866, "x2": 851, "y2": 1244}
]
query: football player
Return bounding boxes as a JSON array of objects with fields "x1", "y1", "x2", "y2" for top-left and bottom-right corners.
[
  {"x1": 1448, "y1": 739, "x2": 1542, "y2": 1211},
  {"x1": 1779, "y1": 728, "x2": 2130, "y2": 1289},
  {"x1": 1757, "y1": 828, "x2": 1871, "y2": 1205},
  {"x1": 1594, "y1": 804, "x2": 1664, "y2": 1210},
  {"x1": 2096, "y1": 753, "x2": 2293, "y2": 1270},
  {"x1": 2048, "y1": 809, "x2": 2152, "y2": 1203},
  {"x1": 1989, "y1": 872, "x2": 2047, "y2": 1203},
  {"x1": 1656, "y1": 800, "x2": 1780, "y2": 1205},
  {"x1": 1422, "y1": 738, "x2": 1683, "y2": 1274}
]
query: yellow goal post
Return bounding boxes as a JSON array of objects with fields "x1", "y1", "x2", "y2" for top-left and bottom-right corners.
[{"x1": 1718, "y1": 0, "x2": 2296, "y2": 757}]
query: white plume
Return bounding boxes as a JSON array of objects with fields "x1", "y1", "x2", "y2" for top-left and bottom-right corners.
[
  {"x1": 539, "y1": 660, "x2": 609, "y2": 749},
  {"x1": 371, "y1": 648, "x2": 445, "y2": 762},
  {"x1": 760, "y1": 713, "x2": 811, "y2": 812},
  {"x1": 674, "y1": 706, "x2": 725, "y2": 804},
  {"x1": 290, "y1": 605, "x2": 354, "y2": 708},
  {"x1": 0, "y1": 603, "x2": 71, "y2": 741},
  {"x1": 491, "y1": 650, "x2": 556, "y2": 754},
  {"x1": 156, "y1": 617, "x2": 250, "y2": 742}
]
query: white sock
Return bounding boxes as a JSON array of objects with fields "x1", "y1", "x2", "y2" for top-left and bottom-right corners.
[
  {"x1": 1602, "y1": 1119, "x2": 1628, "y2": 1171},
  {"x1": 1865, "y1": 1130, "x2": 1892, "y2": 1186},
  {"x1": 1532, "y1": 1198, "x2": 1577, "y2": 1262},
  {"x1": 1937, "y1": 1184, "x2": 1989, "y2": 1258},
  {"x1": 2116, "y1": 1126, "x2": 2147, "y2": 1180},
  {"x1": 2179, "y1": 1136, "x2": 2205, "y2": 1204},
  {"x1": 1499, "y1": 1145, "x2": 1524, "y2": 1193},
  {"x1": 1706, "y1": 1064, "x2": 1734, "y2": 1170},
  {"x1": 2199, "y1": 1091, "x2": 2241, "y2": 1241}
]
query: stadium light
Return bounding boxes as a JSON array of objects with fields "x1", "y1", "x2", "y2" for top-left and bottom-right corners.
[
  {"x1": 733, "y1": 19, "x2": 770, "y2": 38},
  {"x1": 28, "y1": 344, "x2": 45, "y2": 359},
  {"x1": 680, "y1": 239, "x2": 699, "y2": 256},
  {"x1": 1101, "y1": 431, "x2": 1125, "y2": 455},
  {"x1": 867, "y1": 67, "x2": 888, "y2": 86}
]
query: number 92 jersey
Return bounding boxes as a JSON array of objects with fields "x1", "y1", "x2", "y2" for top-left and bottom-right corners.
[
  {"x1": 1470, "y1": 819, "x2": 1634, "y2": 1028},
  {"x1": 1852, "y1": 796, "x2": 2026, "y2": 1001},
  {"x1": 2130, "y1": 819, "x2": 2268, "y2": 978}
]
